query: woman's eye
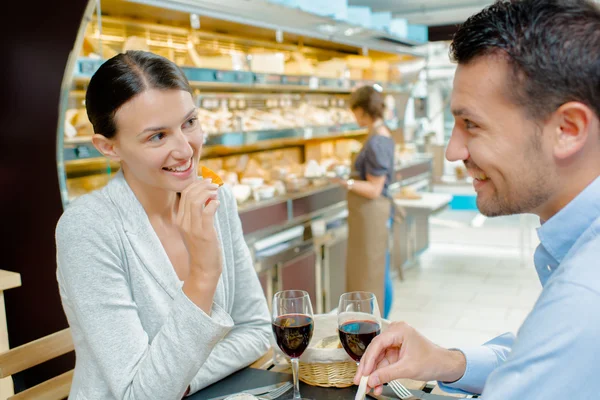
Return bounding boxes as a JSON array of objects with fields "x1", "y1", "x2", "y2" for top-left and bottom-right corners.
[
  {"x1": 183, "y1": 117, "x2": 198, "y2": 129},
  {"x1": 149, "y1": 132, "x2": 165, "y2": 143}
]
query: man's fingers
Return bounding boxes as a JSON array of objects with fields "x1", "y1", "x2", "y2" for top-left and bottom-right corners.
[
  {"x1": 358, "y1": 330, "x2": 404, "y2": 377},
  {"x1": 368, "y1": 361, "x2": 411, "y2": 388},
  {"x1": 373, "y1": 385, "x2": 384, "y2": 396}
]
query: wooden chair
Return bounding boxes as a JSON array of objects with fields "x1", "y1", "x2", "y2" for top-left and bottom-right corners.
[{"x1": 0, "y1": 328, "x2": 74, "y2": 400}]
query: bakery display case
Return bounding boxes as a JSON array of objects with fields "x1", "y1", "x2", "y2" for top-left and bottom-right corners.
[{"x1": 57, "y1": 0, "x2": 433, "y2": 312}]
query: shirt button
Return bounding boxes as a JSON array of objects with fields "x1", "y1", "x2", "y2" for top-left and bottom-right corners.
[{"x1": 547, "y1": 265, "x2": 552, "y2": 272}]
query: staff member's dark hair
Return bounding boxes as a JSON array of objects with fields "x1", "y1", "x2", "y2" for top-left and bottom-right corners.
[{"x1": 349, "y1": 85, "x2": 385, "y2": 120}]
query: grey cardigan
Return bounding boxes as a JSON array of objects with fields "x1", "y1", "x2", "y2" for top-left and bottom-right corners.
[{"x1": 56, "y1": 171, "x2": 271, "y2": 399}]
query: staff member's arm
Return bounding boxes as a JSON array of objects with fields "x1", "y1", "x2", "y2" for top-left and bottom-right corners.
[{"x1": 336, "y1": 174, "x2": 386, "y2": 199}]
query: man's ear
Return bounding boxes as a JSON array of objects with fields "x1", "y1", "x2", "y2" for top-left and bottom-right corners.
[
  {"x1": 551, "y1": 102, "x2": 593, "y2": 160},
  {"x1": 91, "y1": 134, "x2": 120, "y2": 162}
]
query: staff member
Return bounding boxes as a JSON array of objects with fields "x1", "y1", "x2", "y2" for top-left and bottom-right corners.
[{"x1": 336, "y1": 85, "x2": 402, "y2": 319}]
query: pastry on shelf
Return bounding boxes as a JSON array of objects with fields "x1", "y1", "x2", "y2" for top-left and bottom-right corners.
[{"x1": 231, "y1": 184, "x2": 252, "y2": 204}]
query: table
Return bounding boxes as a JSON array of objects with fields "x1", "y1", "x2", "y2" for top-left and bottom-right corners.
[
  {"x1": 247, "y1": 350, "x2": 472, "y2": 399},
  {"x1": 392, "y1": 193, "x2": 453, "y2": 269}
]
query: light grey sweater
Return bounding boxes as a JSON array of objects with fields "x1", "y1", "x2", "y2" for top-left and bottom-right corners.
[{"x1": 56, "y1": 171, "x2": 271, "y2": 400}]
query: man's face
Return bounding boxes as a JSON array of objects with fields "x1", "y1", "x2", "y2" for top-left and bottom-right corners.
[{"x1": 446, "y1": 55, "x2": 557, "y2": 217}]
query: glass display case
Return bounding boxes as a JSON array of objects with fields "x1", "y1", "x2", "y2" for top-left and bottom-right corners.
[{"x1": 56, "y1": 0, "x2": 425, "y2": 208}]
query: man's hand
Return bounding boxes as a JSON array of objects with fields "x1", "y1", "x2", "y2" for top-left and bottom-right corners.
[{"x1": 353, "y1": 322, "x2": 467, "y2": 395}]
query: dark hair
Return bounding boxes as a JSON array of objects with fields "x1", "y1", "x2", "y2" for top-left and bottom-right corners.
[
  {"x1": 85, "y1": 50, "x2": 193, "y2": 138},
  {"x1": 349, "y1": 85, "x2": 385, "y2": 120},
  {"x1": 450, "y1": 0, "x2": 600, "y2": 121}
]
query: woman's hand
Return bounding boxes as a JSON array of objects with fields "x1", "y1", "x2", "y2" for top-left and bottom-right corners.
[
  {"x1": 176, "y1": 178, "x2": 221, "y2": 278},
  {"x1": 177, "y1": 178, "x2": 223, "y2": 313}
]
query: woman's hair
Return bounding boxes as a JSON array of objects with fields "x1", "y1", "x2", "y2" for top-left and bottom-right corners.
[
  {"x1": 85, "y1": 50, "x2": 193, "y2": 139},
  {"x1": 348, "y1": 85, "x2": 385, "y2": 120}
]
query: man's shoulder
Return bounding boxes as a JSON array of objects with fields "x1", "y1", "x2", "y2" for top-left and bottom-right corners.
[{"x1": 556, "y1": 220, "x2": 600, "y2": 293}]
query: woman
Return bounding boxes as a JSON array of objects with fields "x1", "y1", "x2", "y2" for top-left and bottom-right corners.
[
  {"x1": 336, "y1": 85, "x2": 400, "y2": 319},
  {"x1": 55, "y1": 51, "x2": 271, "y2": 399}
]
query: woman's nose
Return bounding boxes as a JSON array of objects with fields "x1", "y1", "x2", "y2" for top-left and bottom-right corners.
[{"x1": 171, "y1": 130, "x2": 194, "y2": 160}]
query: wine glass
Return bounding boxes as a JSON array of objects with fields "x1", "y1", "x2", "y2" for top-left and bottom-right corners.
[
  {"x1": 337, "y1": 291, "x2": 382, "y2": 366},
  {"x1": 272, "y1": 290, "x2": 314, "y2": 399}
]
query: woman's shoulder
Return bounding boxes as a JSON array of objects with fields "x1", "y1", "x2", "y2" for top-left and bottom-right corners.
[{"x1": 56, "y1": 188, "x2": 118, "y2": 240}]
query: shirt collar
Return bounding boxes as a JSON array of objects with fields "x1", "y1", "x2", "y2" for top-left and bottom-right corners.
[{"x1": 536, "y1": 176, "x2": 600, "y2": 264}]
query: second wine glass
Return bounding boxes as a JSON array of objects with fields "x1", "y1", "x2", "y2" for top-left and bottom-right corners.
[
  {"x1": 272, "y1": 290, "x2": 314, "y2": 399},
  {"x1": 337, "y1": 291, "x2": 381, "y2": 366}
]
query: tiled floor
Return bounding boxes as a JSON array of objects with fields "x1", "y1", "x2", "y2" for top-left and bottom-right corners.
[{"x1": 388, "y1": 210, "x2": 543, "y2": 350}]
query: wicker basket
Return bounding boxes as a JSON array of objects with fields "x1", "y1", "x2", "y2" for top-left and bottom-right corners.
[
  {"x1": 298, "y1": 358, "x2": 358, "y2": 388},
  {"x1": 271, "y1": 314, "x2": 389, "y2": 388}
]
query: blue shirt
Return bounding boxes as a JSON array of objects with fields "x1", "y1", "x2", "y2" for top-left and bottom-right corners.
[{"x1": 439, "y1": 176, "x2": 600, "y2": 399}]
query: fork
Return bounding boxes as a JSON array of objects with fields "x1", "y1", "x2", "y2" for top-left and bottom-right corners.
[
  {"x1": 256, "y1": 381, "x2": 293, "y2": 399},
  {"x1": 388, "y1": 380, "x2": 420, "y2": 400}
]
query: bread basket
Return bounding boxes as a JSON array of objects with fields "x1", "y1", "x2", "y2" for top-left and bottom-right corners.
[{"x1": 271, "y1": 314, "x2": 389, "y2": 388}]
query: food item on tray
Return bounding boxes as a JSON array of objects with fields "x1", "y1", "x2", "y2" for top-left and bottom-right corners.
[
  {"x1": 200, "y1": 166, "x2": 224, "y2": 186},
  {"x1": 224, "y1": 171, "x2": 239, "y2": 186},
  {"x1": 253, "y1": 185, "x2": 276, "y2": 201},
  {"x1": 272, "y1": 181, "x2": 286, "y2": 196},
  {"x1": 285, "y1": 176, "x2": 309, "y2": 193},
  {"x1": 395, "y1": 186, "x2": 421, "y2": 200},
  {"x1": 355, "y1": 375, "x2": 369, "y2": 400},
  {"x1": 243, "y1": 159, "x2": 268, "y2": 181},
  {"x1": 240, "y1": 177, "x2": 264, "y2": 189},
  {"x1": 64, "y1": 108, "x2": 94, "y2": 137},
  {"x1": 304, "y1": 159, "x2": 325, "y2": 179},
  {"x1": 231, "y1": 184, "x2": 252, "y2": 204}
]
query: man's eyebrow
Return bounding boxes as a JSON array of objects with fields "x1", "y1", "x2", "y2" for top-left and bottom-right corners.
[{"x1": 451, "y1": 108, "x2": 481, "y2": 120}]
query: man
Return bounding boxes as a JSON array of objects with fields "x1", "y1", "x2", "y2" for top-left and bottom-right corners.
[{"x1": 355, "y1": 0, "x2": 600, "y2": 398}]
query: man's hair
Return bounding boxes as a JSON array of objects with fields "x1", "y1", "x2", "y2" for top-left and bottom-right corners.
[{"x1": 450, "y1": 0, "x2": 600, "y2": 121}]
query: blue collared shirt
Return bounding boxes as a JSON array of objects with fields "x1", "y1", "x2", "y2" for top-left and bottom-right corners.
[{"x1": 439, "y1": 177, "x2": 600, "y2": 399}]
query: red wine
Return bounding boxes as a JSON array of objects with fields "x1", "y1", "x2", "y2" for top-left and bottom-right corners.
[
  {"x1": 338, "y1": 320, "x2": 381, "y2": 362},
  {"x1": 272, "y1": 314, "x2": 314, "y2": 358}
]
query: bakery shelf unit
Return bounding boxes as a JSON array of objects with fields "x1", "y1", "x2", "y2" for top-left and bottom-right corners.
[{"x1": 58, "y1": 0, "x2": 424, "y2": 206}]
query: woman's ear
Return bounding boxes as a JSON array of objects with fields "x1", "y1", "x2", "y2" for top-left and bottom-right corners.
[{"x1": 92, "y1": 134, "x2": 120, "y2": 162}]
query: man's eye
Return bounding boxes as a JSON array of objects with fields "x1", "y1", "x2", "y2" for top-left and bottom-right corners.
[{"x1": 465, "y1": 119, "x2": 477, "y2": 129}]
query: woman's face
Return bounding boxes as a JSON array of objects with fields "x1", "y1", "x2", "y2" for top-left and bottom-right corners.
[{"x1": 99, "y1": 89, "x2": 203, "y2": 194}]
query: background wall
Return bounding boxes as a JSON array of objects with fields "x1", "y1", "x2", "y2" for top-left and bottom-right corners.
[{"x1": 1, "y1": 0, "x2": 89, "y2": 391}]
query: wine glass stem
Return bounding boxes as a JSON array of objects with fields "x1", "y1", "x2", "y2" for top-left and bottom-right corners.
[{"x1": 291, "y1": 357, "x2": 301, "y2": 399}]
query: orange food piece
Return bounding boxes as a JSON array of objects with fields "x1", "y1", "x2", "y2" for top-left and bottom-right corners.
[{"x1": 201, "y1": 166, "x2": 224, "y2": 187}]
